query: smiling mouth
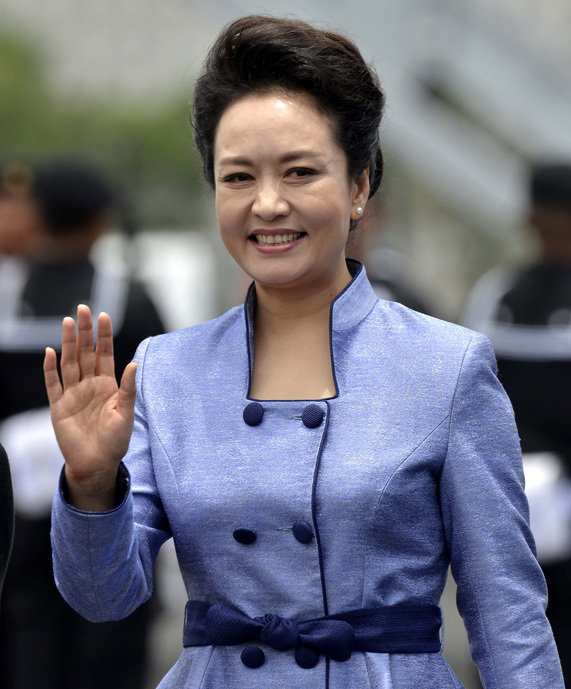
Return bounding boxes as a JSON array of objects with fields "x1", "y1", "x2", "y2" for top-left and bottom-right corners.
[{"x1": 251, "y1": 232, "x2": 305, "y2": 245}]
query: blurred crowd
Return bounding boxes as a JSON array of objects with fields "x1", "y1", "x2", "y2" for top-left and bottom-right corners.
[
  {"x1": 1, "y1": 156, "x2": 571, "y2": 688},
  {"x1": 0, "y1": 159, "x2": 164, "y2": 689}
]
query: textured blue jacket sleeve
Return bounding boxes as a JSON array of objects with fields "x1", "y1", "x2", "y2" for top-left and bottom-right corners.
[
  {"x1": 51, "y1": 337, "x2": 171, "y2": 622},
  {"x1": 440, "y1": 333, "x2": 564, "y2": 688}
]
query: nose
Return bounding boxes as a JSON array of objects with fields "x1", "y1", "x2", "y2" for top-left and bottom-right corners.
[{"x1": 252, "y1": 182, "x2": 290, "y2": 221}]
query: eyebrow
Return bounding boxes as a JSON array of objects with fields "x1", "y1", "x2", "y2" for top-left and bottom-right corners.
[{"x1": 217, "y1": 150, "x2": 324, "y2": 167}]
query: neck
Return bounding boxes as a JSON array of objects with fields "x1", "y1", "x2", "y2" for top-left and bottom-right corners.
[{"x1": 253, "y1": 263, "x2": 352, "y2": 331}]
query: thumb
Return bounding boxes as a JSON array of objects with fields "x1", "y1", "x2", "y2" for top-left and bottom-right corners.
[{"x1": 116, "y1": 362, "x2": 137, "y2": 417}]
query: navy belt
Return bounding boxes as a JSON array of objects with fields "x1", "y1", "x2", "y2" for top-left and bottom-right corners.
[{"x1": 183, "y1": 600, "x2": 441, "y2": 663}]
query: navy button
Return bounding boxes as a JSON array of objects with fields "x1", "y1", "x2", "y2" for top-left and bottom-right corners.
[
  {"x1": 243, "y1": 402, "x2": 264, "y2": 426},
  {"x1": 292, "y1": 521, "x2": 314, "y2": 544},
  {"x1": 233, "y1": 528, "x2": 257, "y2": 545},
  {"x1": 301, "y1": 404, "x2": 324, "y2": 428},
  {"x1": 241, "y1": 646, "x2": 265, "y2": 668},
  {"x1": 295, "y1": 646, "x2": 320, "y2": 669}
]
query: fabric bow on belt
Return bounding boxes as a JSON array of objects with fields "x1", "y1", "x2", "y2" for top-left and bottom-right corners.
[
  {"x1": 203, "y1": 603, "x2": 355, "y2": 662},
  {"x1": 183, "y1": 600, "x2": 442, "y2": 657}
]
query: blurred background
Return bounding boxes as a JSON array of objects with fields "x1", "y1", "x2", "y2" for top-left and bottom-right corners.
[{"x1": 1, "y1": 0, "x2": 571, "y2": 687}]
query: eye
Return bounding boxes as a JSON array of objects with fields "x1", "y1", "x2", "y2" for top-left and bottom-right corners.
[
  {"x1": 221, "y1": 172, "x2": 252, "y2": 183},
  {"x1": 285, "y1": 167, "x2": 318, "y2": 179}
]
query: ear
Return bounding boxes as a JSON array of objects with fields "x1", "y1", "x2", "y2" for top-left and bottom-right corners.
[{"x1": 350, "y1": 168, "x2": 370, "y2": 221}]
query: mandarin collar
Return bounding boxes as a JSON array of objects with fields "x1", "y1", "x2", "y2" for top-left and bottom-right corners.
[{"x1": 244, "y1": 259, "x2": 378, "y2": 336}]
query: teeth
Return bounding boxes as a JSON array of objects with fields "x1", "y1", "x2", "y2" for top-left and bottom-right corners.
[{"x1": 254, "y1": 232, "x2": 302, "y2": 245}]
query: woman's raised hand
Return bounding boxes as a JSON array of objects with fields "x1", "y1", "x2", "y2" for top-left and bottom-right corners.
[{"x1": 44, "y1": 304, "x2": 137, "y2": 511}]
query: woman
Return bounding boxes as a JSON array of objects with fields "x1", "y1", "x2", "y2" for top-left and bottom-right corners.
[{"x1": 45, "y1": 16, "x2": 563, "y2": 689}]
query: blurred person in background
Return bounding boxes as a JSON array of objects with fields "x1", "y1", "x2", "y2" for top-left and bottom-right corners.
[
  {"x1": 463, "y1": 161, "x2": 571, "y2": 682},
  {"x1": 0, "y1": 161, "x2": 42, "y2": 260},
  {"x1": 0, "y1": 158, "x2": 165, "y2": 689},
  {"x1": 0, "y1": 443, "x2": 14, "y2": 603},
  {"x1": 0, "y1": 161, "x2": 43, "y2": 324},
  {"x1": 346, "y1": 194, "x2": 434, "y2": 315}
]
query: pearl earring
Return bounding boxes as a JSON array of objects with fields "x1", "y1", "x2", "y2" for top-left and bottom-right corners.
[{"x1": 356, "y1": 206, "x2": 364, "y2": 215}]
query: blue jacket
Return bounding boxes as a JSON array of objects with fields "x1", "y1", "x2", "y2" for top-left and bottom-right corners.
[{"x1": 51, "y1": 262, "x2": 563, "y2": 688}]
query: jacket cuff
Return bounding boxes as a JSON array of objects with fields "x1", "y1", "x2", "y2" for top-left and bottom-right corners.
[{"x1": 57, "y1": 462, "x2": 131, "y2": 515}]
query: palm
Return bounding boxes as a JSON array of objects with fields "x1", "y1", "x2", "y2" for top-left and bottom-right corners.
[
  {"x1": 44, "y1": 306, "x2": 137, "y2": 498},
  {"x1": 51, "y1": 373, "x2": 130, "y2": 475}
]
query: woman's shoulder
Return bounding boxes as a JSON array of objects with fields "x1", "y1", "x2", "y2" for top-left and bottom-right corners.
[
  {"x1": 134, "y1": 306, "x2": 246, "y2": 381},
  {"x1": 145, "y1": 304, "x2": 243, "y2": 347},
  {"x1": 364, "y1": 298, "x2": 497, "y2": 383},
  {"x1": 359, "y1": 301, "x2": 499, "y2": 412},
  {"x1": 373, "y1": 298, "x2": 488, "y2": 351}
]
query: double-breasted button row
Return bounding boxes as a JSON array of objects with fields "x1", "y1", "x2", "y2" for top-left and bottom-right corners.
[
  {"x1": 292, "y1": 521, "x2": 314, "y2": 544},
  {"x1": 233, "y1": 521, "x2": 314, "y2": 545},
  {"x1": 243, "y1": 402, "x2": 264, "y2": 426},
  {"x1": 242, "y1": 402, "x2": 324, "y2": 428},
  {"x1": 301, "y1": 404, "x2": 324, "y2": 429},
  {"x1": 241, "y1": 646, "x2": 265, "y2": 668},
  {"x1": 232, "y1": 527, "x2": 257, "y2": 545},
  {"x1": 240, "y1": 645, "x2": 320, "y2": 669}
]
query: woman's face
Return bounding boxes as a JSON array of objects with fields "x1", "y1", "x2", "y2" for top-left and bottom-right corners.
[{"x1": 214, "y1": 91, "x2": 369, "y2": 293}]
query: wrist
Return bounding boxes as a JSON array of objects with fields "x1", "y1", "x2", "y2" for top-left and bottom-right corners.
[{"x1": 64, "y1": 466, "x2": 121, "y2": 512}]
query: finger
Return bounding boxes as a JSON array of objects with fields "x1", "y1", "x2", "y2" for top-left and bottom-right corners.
[
  {"x1": 95, "y1": 312, "x2": 115, "y2": 378},
  {"x1": 76, "y1": 304, "x2": 95, "y2": 379},
  {"x1": 60, "y1": 316, "x2": 80, "y2": 389},
  {"x1": 116, "y1": 362, "x2": 137, "y2": 419},
  {"x1": 43, "y1": 347, "x2": 63, "y2": 406}
]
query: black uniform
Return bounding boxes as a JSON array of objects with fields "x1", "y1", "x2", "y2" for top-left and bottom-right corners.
[
  {"x1": 0, "y1": 256, "x2": 165, "y2": 689},
  {"x1": 464, "y1": 262, "x2": 571, "y2": 680}
]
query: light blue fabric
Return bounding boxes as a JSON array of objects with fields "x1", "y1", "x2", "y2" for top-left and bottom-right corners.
[{"x1": 51, "y1": 262, "x2": 563, "y2": 688}]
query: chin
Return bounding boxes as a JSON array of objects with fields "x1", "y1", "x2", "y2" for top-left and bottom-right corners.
[
  {"x1": 245, "y1": 261, "x2": 304, "y2": 286},
  {"x1": 253, "y1": 275, "x2": 302, "y2": 289}
]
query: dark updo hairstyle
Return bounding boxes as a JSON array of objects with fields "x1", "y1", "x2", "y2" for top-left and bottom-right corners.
[{"x1": 192, "y1": 15, "x2": 386, "y2": 203}]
